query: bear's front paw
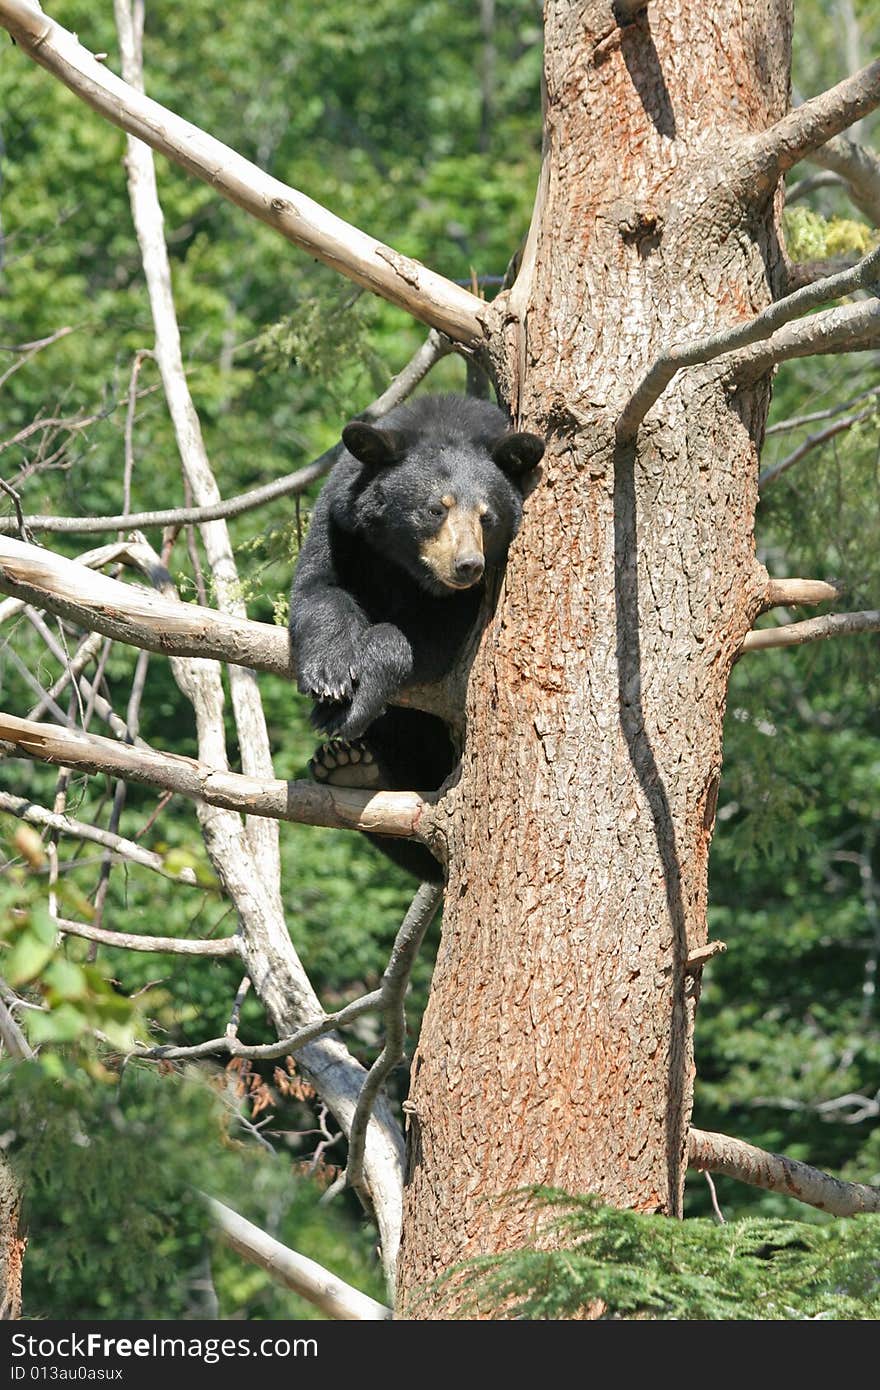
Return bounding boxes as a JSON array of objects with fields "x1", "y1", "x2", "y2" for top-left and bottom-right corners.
[{"x1": 296, "y1": 654, "x2": 359, "y2": 707}]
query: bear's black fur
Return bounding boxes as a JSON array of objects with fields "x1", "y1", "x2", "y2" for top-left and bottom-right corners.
[{"x1": 290, "y1": 393, "x2": 544, "y2": 880}]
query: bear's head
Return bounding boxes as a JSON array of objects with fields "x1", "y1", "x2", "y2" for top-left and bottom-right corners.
[{"x1": 340, "y1": 395, "x2": 545, "y2": 596}]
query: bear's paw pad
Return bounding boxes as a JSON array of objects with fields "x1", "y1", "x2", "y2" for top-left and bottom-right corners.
[{"x1": 309, "y1": 739, "x2": 383, "y2": 790}]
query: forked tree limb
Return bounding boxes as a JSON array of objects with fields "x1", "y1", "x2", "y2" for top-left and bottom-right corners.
[
  {"x1": 0, "y1": 0, "x2": 485, "y2": 346},
  {"x1": 616, "y1": 242, "x2": 880, "y2": 442},
  {"x1": 204, "y1": 1196, "x2": 392, "y2": 1320},
  {"x1": 728, "y1": 299, "x2": 880, "y2": 381},
  {"x1": 688, "y1": 1128, "x2": 880, "y2": 1216},
  {"x1": 0, "y1": 713, "x2": 432, "y2": 842}
]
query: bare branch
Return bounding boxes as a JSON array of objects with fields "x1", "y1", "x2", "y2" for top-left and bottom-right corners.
[
  {"x1": 0, "y1": 0, "x2": 485, "y2": 346},
  {"x1": 747, "y1": 59, "x2": 880, "y2": 186},
  {"x1": 0, "y1": 790, "x2": 197, "y2": 883},
  {"x1": 22, "y1": 607, "x2": 138, "y2": 742},
  {"x1": 0, "y1": 325, "x2": 74, "y2": 392},
  {"x1": 741, "y1": 610, "x2": 880, "y2": 652},
  {"x1": 785, "y1": 170, "x2": 846, "y2": 205},
  {"x1": 729, "y1": 298, "x2": 880, "y2": 384},
  {"x1": 0, "y1": 988, "x2": 35, "y2": 1061},
  {"x1": 616, "y1": 242, "x2": 880, "y2": 442},
  {"x1": 806, "y1": 135, "x2": 880, "y2": 225},
  {"x1": 766, "y1": 384, "x2": 880, "y2": 436},
  {"x1": 760, "y1": 403, "x2": 877, "y2": 488},
  {"x1": 0, "y1": 329, "x2": 452, "y2": 536},
  {"x1": 0, "y1": 712, "x2": 432, "y2": 841},
  {"x1": 57, "y1": 917, "x2": 239, "y2": 957},
  {"x1": 684, "y1": 941, "x2": 727, "y2": 974},
  {"x1": 135, "y1": 989, "x2": 384, "y2": 1063},
  {"x1": 688, "y1": 1127, "x2": 880, "y2": 1215},
  {"x1": 204, "y1": 1195, "x2": 391, "y2": 1320},
  {"x1": 763, "y1": 578, "x2": 844, "y2": 608},
  {"x1": 346, "y1": 882, "x2": 443, "y2": 1197}
]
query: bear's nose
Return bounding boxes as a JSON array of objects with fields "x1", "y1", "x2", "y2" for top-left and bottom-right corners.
[{"x1": 454, "y1": 554, "x2": 484, "y2": 585}]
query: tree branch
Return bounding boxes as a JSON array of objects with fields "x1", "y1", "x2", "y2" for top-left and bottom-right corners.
[
  {"x1": 616, "y1": 242, "x2": 880, "y2": 442},
  {"x1": 0, "y1": 329, "x2": 453, "y2": 537},
  {"x1": 0, "y1": 790, "x2": 197, "y2": 884},
  {"x1": 57, "y1": 917, "x2": 239, "y2": 957},
  {"x1": 135, "y1": 989, "x2": 384, "y2": 1064},
  {"x1": 747, "y1": 59, "x2": 880, "y2": 187},
  {"x1": 762, "y1": 578, "x2": 844, "y2": 609},
  {"x1": 0, "y1": 712, "x2": 431, "y2": 841},
  {"x1": 0, "y1": 0, "x2": 485, "y2": 346},
  {"x1": 805, "y1": 135, "x2": 880, "y2": 225},
  {"x1": 729, "y1": 298, "x2": 880, "y2": 384},
  {"x1": 741, "y1": 610, "x2": 880, "y2": 652},
  {"x1": 760, "y1": 405, "x2": 878, "y2": 489},
  {"x1": 688, "y1": 1127, "x2": 880, "y2": 1215},
  {"x1": 0, "y1": 535, "x2": 452, "y2": 721},
  {"x1": 204, "y1": 1195, "x2": 391, "y2": 1320},
  {"x1": 345, "y1": 882, "x2": 443, "y2": 1197}
]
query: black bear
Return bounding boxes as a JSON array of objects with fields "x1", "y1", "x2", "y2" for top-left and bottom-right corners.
[{"x1": 290, "y1": 393, "x2": 545, "y2": 880}]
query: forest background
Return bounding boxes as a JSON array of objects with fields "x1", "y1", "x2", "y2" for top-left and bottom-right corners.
[{"x1": 0, "y1": 0, "x2": 878, "y2": 1319}]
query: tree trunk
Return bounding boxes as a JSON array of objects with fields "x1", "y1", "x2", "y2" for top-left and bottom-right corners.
[
  {"x1": 0, "y1": 1158, "x2": 24, "y2": 1319},
  {"x1": 398, "y1": 0, "x2": 790, "y2": 1315}
]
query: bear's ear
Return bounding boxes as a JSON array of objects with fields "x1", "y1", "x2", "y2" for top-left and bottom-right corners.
[
  {"x1": 491, "y1": 431, "x2": 545, "y2": 477},
  {"x1": 342, "y1": 422, "x2": 405, "y2": 470}
]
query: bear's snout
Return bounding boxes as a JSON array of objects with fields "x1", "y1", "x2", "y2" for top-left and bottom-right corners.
[{"x1": 419, "y1": 502, "x2": 487, "y2": 590}]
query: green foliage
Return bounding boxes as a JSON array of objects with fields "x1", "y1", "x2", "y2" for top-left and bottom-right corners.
[
  {"x1": 450, "y1": 1191, "x2": 880, "y2": 1320},
  {"x1": 784, "y1": 206, "x2": 876, "y2": 260},
  {"x1": 3, "y1": 1059, "x2": 384, "y2": 1320}
]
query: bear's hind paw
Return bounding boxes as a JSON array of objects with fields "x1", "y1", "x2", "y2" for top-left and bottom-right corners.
[{"x1": 309, "y1": 739, "x2": 384, "y2": 790}]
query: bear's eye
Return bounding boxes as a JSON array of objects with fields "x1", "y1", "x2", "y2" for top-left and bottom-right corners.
[
  {"x1": 480, "y1": 510, "x2": 496, "y2": 529},
  {"x1": 427, "y1": 501, "x2": 447, "y2": 521}
]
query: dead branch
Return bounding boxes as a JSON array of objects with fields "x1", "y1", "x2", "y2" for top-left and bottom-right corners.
[
  {"x1": 0, "y1": 325, "x2": 74, "y2": 393},
  {"x1": 741, "y1": 610, "x2": 880, "y2": 652},
  {"x1": 57, "y1": 917, "x2": 239, "y2": 957},
  {"x1": 0, "y1": 329, "x2": 452, "y2": 537},
  {"x1": 0, "y1": 0, "x2": 485, "y2": 346},
  {"x1": 728, "y1": 298, "x2": 880, "y2": 382},
  {"x1": 760, "y1": 404, "x2": 878, "y2": 488},
  {"x1": 616, "y1": 241, "x2": 880, "y2": 442},
  {"x1": 806, "y1": 134, "x2": 880, "y2": 225},
  {"x1": 135, "y1": 988, "x2": 384, "y2": 1063},
  {"x1": 688, "y1": 1127, "x2": 880, "y2": 1215},
  {"x1": 0, "y1": 790, "x2": 197, "y2": 883},
  {"x1": 345, "y1": 882, "x2": 443, "y2": 1197},
  {"x1": 684, "y1": 941, "x2": 727, "y2": 974},
  {"x1": 747, "y1": 59, "x2": 880, "y2": 187},
  {"x1": 0, "y1": 712, "x2": 432, "y2": 841},
  {"x1": 204, "y1": 1195, "x2": 391, "y2": 1319},
  {"x1": 762, "y1": 578, "x2": 844, "y2": 609},
  {"x1": 766, "y1": 384, "x2": 880, "y2": 436}
]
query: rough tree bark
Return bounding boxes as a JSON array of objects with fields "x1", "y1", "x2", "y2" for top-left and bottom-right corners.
[{"x1": 397, "y1": 0, "x2": 791, "y2": 1313}]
